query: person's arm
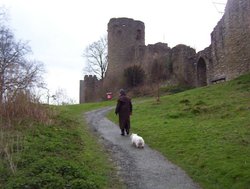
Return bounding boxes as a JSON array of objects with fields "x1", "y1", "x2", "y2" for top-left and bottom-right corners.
[
  {"x1": 129, "y1": 100, "x2": 132, "y2": 115},
  {"x1": 115, "y1": 100, "x2": 121, "y2": 115}
]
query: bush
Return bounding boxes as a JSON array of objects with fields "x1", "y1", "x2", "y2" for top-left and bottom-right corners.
[
  {"x1": 0, "y1": 91, "x2": 53, "y2": 127},
  {"x1": 5, "y1": 157, "x2": 98, "y2": 189},
  {"x1": 124, "y1": 65, "x2": 145, "y2": 88}
]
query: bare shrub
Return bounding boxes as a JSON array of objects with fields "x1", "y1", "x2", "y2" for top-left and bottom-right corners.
[
  {"x1": 0, "y1": 91, "x2": 54, "y2": 174},
  {"x1": 0, "y1": 16, "x2": 51, "y2": 127},
  {"x1": 0, "y1": 90, "x2": 53, "y2": 127}
]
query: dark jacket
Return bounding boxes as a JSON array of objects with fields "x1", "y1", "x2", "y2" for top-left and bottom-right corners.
[{"x1": 115, "y1": 95, "x2": 132, "y2": 129}]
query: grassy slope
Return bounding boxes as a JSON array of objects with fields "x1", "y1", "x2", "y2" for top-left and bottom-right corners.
[
  {"x1": 1, "y1": 74, "x2": 249, "y2": 189},
  {"x1": 1, "y1": 100, "x2": 124, "y2": 189},
  {"x1": 109, "y1": 74, "x2": 250, "y2": 189}
]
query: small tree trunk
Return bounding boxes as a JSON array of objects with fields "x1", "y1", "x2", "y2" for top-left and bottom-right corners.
[{"x1": 156, "y1": 83, "x2": 160, "y2": 102}]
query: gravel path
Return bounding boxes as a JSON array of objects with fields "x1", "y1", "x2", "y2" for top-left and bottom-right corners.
[{"x1": 85, "y1": 107, "x2": 201, "y2": 189}]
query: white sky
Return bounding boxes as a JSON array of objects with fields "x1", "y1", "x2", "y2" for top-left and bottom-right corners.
[{"x1": 0, "y1": 0, "x2": 226, "y2": 103}]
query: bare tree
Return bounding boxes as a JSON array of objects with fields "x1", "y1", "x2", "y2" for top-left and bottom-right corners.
[
  {"x1": 0, "y1": 6, "x2": 8, "y2": 25},
  {"x1": 51, "y1": 88, "x2": 74, "y2": 105},
  {"x1": 82, "y1": 36, "x2": 108, "y2": 80},
  {"x1": 0, "y1": 26, "x2": 45, "y2": 104},
  {"x1": 0, "y1": 7, "x2": 49, "y2": 128}
]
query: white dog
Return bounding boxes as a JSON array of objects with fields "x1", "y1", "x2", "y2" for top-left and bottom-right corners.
[{"x1": 130, "y1": 133, "x2": 144, "y2": 148}]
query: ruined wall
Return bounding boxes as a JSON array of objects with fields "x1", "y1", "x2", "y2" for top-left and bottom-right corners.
[
  {"x1": 104, "y1": 17, "x2": 199, "y2": 93},
  {"x1": 210, "y1": 0, "x2": 250, "y2": 81},
  {"x1": 141, "y1": 43, "x2": 171, "y2": 73},
  {"x1": 197, "y1": 46, "x2": 212, "y2": 86},
  {"x1": 139, "y1": 43, "x2": 196, "y2": 86},
  {"x1": 104, "y1": 18, "x2": 200, "y2": 92},
  {"x1": 79, "y1": 80, "x2": 85, "y2": 103},
  {"x1": 171, "y1": 44, "x2": 197, "y2": 86},
  {"x1": 79, "y1": 75, "x2": 99, "y2": 103}
]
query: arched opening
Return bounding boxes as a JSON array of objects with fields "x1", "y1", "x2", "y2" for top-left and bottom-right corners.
[
  {"x1": 136, "y1": 29, "x2": 142, "y2": 40},
  {"x1": 197, "y1": 58, "x2": 207, "y2": 87}
]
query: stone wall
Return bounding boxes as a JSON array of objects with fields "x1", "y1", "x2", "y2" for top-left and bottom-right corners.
[
  {"x1": 79, "y1": 80, "x2": 85, "y2": 103},
  {"x1": 171, "y1": 44, "x2": 197, "y2": 86},
  {"x1": 138, "y1": 43, "x2": 196, "y2": 86},
  {"x1": 104, "y1": 17, "x2": 203, "y2": 93},
  {"x1": 196, "y1": 46, "x2": 212, "y2": 86},
  {"x1": 209, "y1": 0, "x2": 250, "y2": 81},
  {"x1": 79, "y1": 75, "x2": 99, "y2": 103},
  {"x1": 141, "y1": 43, "x2": 171, "y2": 74}
]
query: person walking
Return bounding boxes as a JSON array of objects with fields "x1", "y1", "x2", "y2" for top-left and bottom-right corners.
[{"x1": 115, "y1": 89, "x2": 132, "y2": 136}]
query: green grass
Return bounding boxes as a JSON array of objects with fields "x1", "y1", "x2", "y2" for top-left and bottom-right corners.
[
  {"x1": 1, "y1": 74, "x2": 249, "y2": 189},
  {"x1": 108, "y1": 73, "x2": 250, "y2": 189},
  {"x1": 0, "y1": 100, "x2": 124, "y2": 189}
]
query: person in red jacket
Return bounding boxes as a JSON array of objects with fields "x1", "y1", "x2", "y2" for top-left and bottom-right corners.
[{"x1": 115, "y1": 89, "x2": 132, "y2": 136}]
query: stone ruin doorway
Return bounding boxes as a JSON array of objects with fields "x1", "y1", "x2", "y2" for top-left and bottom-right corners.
[{"x1": 197, "y1": 57, "x2": 207, "y2": 87}]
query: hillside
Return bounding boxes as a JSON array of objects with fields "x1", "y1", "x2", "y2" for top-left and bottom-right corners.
[
  {"x1": 0, "y1": 101, "x2": 121, "y2": 189},
  {"x1": 109, "y1": 73, "x2": 250, "y2": 189},
  {"x1": 1, "y1": 73, "x2": 249, "y2": 189}
]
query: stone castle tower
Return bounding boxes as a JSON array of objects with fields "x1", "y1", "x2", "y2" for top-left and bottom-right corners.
[
  {"x1": 104, "y1": 17, "x2": 198, "y2": 91},
  {"x1": 79, "y1": 75, "x2": 99, "y2": 103},
  {"x1": 80, "y1": 0, "x2": 250, "y2": 103},
  {"x1": 104, "y1": 18, "x2": 145, "y2": 89}
]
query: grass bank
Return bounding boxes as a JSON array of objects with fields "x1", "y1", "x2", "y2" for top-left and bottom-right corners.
[
  {"x1": 0, "y1": 100, "x2": 123, "y2": 189},
  {"x1": 108, "y1": 73, "x2": 250, "y2": 189}
]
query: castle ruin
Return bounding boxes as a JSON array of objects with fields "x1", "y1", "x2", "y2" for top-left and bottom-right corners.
[
  {"x1": 80, "y1": 0, "x2": 250, "y2": 103},
  {"x1": 79, "y1": 75, "x2": 99, "y2": 103}
]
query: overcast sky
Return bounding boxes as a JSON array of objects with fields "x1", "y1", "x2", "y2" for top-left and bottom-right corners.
[{"x1": 0, "y1": 0, "x2": 226, "y2": 103}]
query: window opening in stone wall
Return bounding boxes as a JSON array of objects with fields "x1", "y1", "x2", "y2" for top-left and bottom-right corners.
[
  {"x1": 117, "y1": 29, "x2": 122, "y2": 36},
  {"x1": 136, "y1": 29, "x2": 142, "y2": 40},
  {"x1": 197, "y1": 58, "x2": 207, "y2": 87}
]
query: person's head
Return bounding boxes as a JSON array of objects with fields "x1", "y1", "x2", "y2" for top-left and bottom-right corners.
[{"x1": 119, "y1": 89, "x2": 126, "y2": 96}]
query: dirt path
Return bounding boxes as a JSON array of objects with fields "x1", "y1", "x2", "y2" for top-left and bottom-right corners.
[{"x1": 85, "y1": 107, "x2": 201, "y2": 189}]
